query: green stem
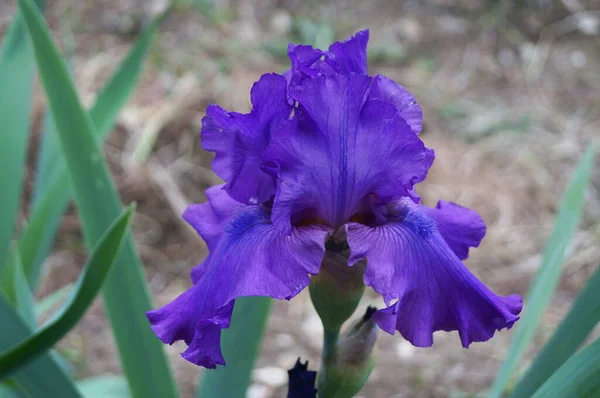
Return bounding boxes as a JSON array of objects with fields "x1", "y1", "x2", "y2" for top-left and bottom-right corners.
[
  {"x1": 322, "y1": 328, "x2": 340, "y2": 364},
  {"x1": 318, "y1": 328, "x2": 340, "y2": 397},
  {"x1": 309, "y1": 251, "x2": 368, "y2": 397}
]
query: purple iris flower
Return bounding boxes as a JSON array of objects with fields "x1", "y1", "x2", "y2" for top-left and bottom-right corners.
[{"x1": 147, "y1": 30, "x2": 523, "y2": 368}]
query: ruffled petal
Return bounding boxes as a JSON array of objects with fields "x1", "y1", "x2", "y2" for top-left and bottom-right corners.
[
  {"x1": 147, "y1": 284, "x2": 233, "y2": 368},
  {"x1": 201, "y1": 73, "x2": 291, "y2": 204},
  {"x1": 182, "y1": 185, "x2": 245, "y2": 283},
  {"x1": 287, "y1": 30, "x2": 369, "y2": 79},
  {"x1": 346, "y1": 198, "x2": 522, "y2": 348},
  {"x1": 181, "y1": 301, "x2": 234, "y2": 366},
  {"x1": 424, "y1": 200, "x2": 486, "y2": 260},
  {"x1": 371, "y1": 75, "x2": 423, "y2": 134},
  {"x1": 287, "y1": 43, "x2": 326, "y2": 77},
  {"x1": 183, "y1": 184, "x2": 245, "y2": 252},
  {"x1": 206, "y1": 205, "x2": 329, "y2": 302},
  {"x1": 263, "y1": 73, "x2": 434, "y2": 232},
  {"x1": 327, "y1": 29, "x2": 369, "y2": 75},
  {"x1": 148, "y1": 205, "x2": 329, "y2": 366},
  {"x1": 285, "y1": 31, "x2": 423, "y2": 135}
]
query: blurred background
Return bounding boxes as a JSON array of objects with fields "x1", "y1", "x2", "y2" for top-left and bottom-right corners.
[{"x1": 1, "y1": 0, "x2": 599, "y2": 396}]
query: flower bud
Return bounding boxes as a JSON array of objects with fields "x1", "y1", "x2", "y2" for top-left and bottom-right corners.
[
  {"x1": 287, "y1": 358, "x2": 317, "y2": 398},
  {"x1": 318, "y1": 307, "x2": 378, "y2": 397},
  {"x1": 309, "y1": 246, "x2": 365, "y2": 332},
  {"x1": 338, "y1": 306, "x2": 378, "y2": 365}
]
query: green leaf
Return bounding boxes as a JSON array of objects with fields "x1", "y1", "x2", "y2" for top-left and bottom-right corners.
[
  {"x1": 26, "y1": 113, "x2": 70, "y2": 291},
  {"x1": 0, "y1": 205, "x2": 135, "y2": 380},
  {"x1": 1, "y1": 249, "x2": 36, "y2": 329},
  {"x1": 16, "y1": 1, "x2": 179, "y2": 397},
  {"x1": 0, "y1": 294, "x2": 82, "y2": 398},
  {"x1": 88, "y1": 9, "x2": 170, "y2": 137},
  {"x1": 509, "y1": 264, "x2": 600, "y2": 397},
  {"x1": 31, "y1": 111, "x2": 65, "y2": 204},
  {"x1": 0, "y1": 385, "x2": 17, "y2": 398},
  {"x1": 13, "y1": 259, "x2": 36, "y2": 330},
  {"x1": 0, "y1": 5, "x2": 41, "y2": 268},
  {"x1": 197, "y1": 297, "x2": 271, "y2": 397},
  {"x1": 35, "y1": 283, "x2": 73, "y2": 319},
  {"x1": 32, "y1": 111, "x2": 63, "y2": 205},
  {"x1": 10, "y1": 251, "x2": 35, "y2": 329},
  {"x1": 77, "y1": 376, "x2": 131, "y2": 398},
  {"x1": 0, "y1": 384, "x2": 15, "y2": 398},
  {"x1": 0, "y1": 380, "x2": 28, "y2": 398},
  {"x1": 489, "y1": 145, "x2": 598, "y2": 398},
  {"x1": 530, "y1": 336, "x2": 600, "y2": 398},
  {"x1": 19, "y1": 172, "x2": 71, "y2": 288},
  {"x1": 23, "y1": 8, "x2": 168, "y2": 290}
]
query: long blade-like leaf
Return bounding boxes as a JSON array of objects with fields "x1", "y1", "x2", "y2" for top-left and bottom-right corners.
[
  {"x1": 489, "y1": 145, "x2": 597, "y2": 397},
  {"x1": 0, "y1": 205, "x2": 135, "y2": 380},
  {"x1": 76, "y1": 375, "x2": 131, "y2": 398},
  {"x1": 35, "y1": 283, "x2": 73, "y2": 319},
  {"x1": 0, "y1": 382, "x2": 21, "y2": 398},
  {"x1": 24, "y1": 9, "x2": 168, "y2": 289},
  {"x1": 0, "y1": 250, "x2": 36, "y2": 329},
  {"x1": 26, "y1": 118, "x2": 70, "y2": 288},
  {"x1": 13, "y1": 254, "x2": 35, "y2": 329},
  {"x1": 88, "y1": 9, "x2": 170, "y2": 135},
  {"x1": 530, "y1": 337, "x2": 600, "y2": 398},
  {"x1": 19, "y1": 172, "x2": 70, "y2": 287},
  {"x1": 32, "y1": 111, "x2": 63, "y2": 204},
  {"x1": 0, "y1": 2, "x2": 43, "y2": 268},
  {"x1": 0, "y1": 295, "x2": 82, "y2": 398},
  {"x1": 17, "y1": 2, "x2": 179, "y2": 397},
  {"x1": 510, "y1": 264, "x2": 600, "y2": 397},
  {"x1": 197, "y1": 297, "x2": 271, "y2": 397}
]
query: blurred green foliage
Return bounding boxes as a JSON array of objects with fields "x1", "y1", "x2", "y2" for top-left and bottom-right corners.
[{"x1": 0, "y1": 1, "x2": 598, "y2": 397}]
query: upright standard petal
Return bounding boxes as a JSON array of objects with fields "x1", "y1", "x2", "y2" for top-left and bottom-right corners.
[
  {"x1": 346, "y1": 198, "x2": 522, "y2": 348},
  {"x1": 371, "y1": 75, "x2": 423, "y2": 134},
  {"x1": 285, "y1": 31, "x2": 423, "y2": 135},
  {"x1": 424, "y1": 200, "x2": 486, "y2": 260},
  {"x1": 264, "y1": 74, "x2": 434, "y2": 232},
  {"x1": 327, "y1": 29, "x2": 369, "y2": 75},
  {"x1": 287, "y1": 43, "x2": 327, "y2": 78},
  {"x1": 287, "y1": 30, "x2": 369, "y2": 78},
  {"x1": 201, "y1": 73, "x2": 291, "y2": 204},
  {"x1": 285, "y1": 44, "x2": 333, "y2": 101},
  {"x1": 147, "y1": 205, "x2": 329, "y2": 367}
]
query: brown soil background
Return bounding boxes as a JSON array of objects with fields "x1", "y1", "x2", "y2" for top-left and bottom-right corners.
[{"x1": 2, "y1": 0, "x2": 600, "y2": 397}]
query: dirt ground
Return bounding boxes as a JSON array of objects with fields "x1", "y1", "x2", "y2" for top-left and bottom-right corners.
[{"x1": 2, "y1": 0, "x2": 600, "y2": 397}]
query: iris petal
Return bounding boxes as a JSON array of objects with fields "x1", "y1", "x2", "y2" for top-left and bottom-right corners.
[
  {"x1": 424, "y1": 200, "x2": 486, "y2": 260},
  {"x1": 287, "y1": 43, "x2": 327, "y2": 77},
  {"x1": 146, "y1": 284, "x2": 233, "y2": 368},
  {"x1": 264, "y1": 73, "x2": 434, "y2": 232},
  {"x1": 285, "y1": 31, "x2": 423, "y2": 134},
  {"x1": 286, "y1": 29, "x2": 368, "y2": 79},
  {"x1": 147, "y1": 205, "x2": 329, "y2": 367},
  {"x1": 346, "y1": 198, "x2": 522, "y2": 348},
  {"x1": 183, "y1": 185, "x2": 245, "y2": 283},
  {"x1": 327, "y1": 29, "x2": 369, "y2": 75},
  {"x1": 371, "y1": 75, "x2": 423, "y2": 134},
  {"x1": 183, "y1": 184, "x2": 245, "y2": 252},
  {"x1": 201, "y1": 73, "x2": 291, "y2": 204}
]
